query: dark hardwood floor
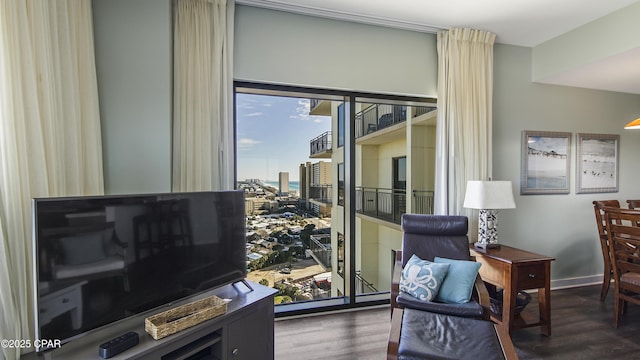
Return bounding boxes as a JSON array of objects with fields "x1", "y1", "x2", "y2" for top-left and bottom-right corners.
[{"x1": 274, "y1": 285, "x2": 640, "y2": 359}]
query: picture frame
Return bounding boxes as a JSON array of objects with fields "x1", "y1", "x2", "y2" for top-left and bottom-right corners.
[
  {"x1": 576, "y1": 133, "x2": 619, "y2": 194},
  {"x1": 521, "y1": 130, "x2": 571, "y2": 195}
]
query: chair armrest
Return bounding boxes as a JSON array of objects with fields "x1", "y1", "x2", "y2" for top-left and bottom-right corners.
[
  {"x1": 390, "y1": 250, "x2": 403, "y2": 314},
  {"x1": 386, "y1": 307, "x2": 403, "y2": 360},
  {"x1": 473, "y1": 274, "x2": 491, "y2": 320}
]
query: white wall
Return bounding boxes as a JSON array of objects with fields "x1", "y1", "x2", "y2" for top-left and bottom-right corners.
[{"x1": 93, "y1": 0, "x2": 172, "y2": 194}]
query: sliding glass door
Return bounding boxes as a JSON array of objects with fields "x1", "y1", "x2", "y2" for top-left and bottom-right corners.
[{"x1": 235, "y1": 82, "x2": 436, "y2": 314}]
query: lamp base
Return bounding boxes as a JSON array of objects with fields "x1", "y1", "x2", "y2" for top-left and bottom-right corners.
[
  {"x1": 474, "y1": 242, "x2": 501, "y2": 250},
  {"x1": 476, "y1": 209, "x2": 501, "y2": 251}
]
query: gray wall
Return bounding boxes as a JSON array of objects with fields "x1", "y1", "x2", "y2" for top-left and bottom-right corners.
[
  {"x1": 93, "y1": 0, "x2": 172, "y2": 194},
  {"x1": 493, "y1": 43, "x2": 640, "y2": 284},
  {"x1": 235, "y1": 5, "x2": 438, "y2": 97}
]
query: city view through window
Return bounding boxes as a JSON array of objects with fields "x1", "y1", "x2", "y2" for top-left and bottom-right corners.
[
  {"x1": 236, "y1": 87, "x2": 438, "y2": 310},
  {"x1": 237, "y1": 92, "x2": 339, "y2": 305}
]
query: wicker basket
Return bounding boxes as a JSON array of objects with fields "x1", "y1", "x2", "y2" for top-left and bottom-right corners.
[
  {"x1": 485, "y1": 282, "x2": 531, "y2": 317},
  {"x1": 145, "y1": 295, "x2": 227, "y2": 340}
]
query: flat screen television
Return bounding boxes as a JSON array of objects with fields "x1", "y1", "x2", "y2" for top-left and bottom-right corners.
[{"x1": 32, "y1": 191, "x2": 246, "y2": 352}]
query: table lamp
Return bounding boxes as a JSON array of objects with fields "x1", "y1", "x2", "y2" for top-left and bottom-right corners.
[{"x1": 463, "y1": 180, "x2": 516, "y2": 250}]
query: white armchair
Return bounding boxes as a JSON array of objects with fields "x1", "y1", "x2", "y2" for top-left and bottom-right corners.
[{"x1": 44, "y1": 222, "x2": 130, "y2": 292}]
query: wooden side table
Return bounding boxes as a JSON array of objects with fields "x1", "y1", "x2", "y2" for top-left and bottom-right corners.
[
  {"x1": 39, "y1": 280, "x2": 88, "y2": 330},
  {"x1": 471, "y1": 245, "x2": 555, "y2": 336}
]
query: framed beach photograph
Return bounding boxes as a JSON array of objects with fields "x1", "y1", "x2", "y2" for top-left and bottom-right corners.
[
  {"x1": 521, "y1": 130, "x2": 571, "y2": 195},
  {"x1": 576, "y1": 133, "x2": 619, "y2": 193}
]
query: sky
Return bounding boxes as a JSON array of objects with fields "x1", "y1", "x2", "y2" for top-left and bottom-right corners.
[
  {"x1": 527, "y1": 135, "x2": 569, "y2": 155},
  {"x1": 236, "y1": 93, "x2": 331, "y2": 182}
]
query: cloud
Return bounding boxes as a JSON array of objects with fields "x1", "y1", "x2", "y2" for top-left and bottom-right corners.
[
  {"x1": 290, "y1": 99, "x2": 329, "y2": 123},
  {"x1": 237, "y1": 138, "x2": 261, "y2": 150},
  {"x1": 245, "y1": 112, "x2": 263, "y2": 117}
]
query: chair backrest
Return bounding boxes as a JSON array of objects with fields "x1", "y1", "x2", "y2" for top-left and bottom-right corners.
[
  {"x1": 603, "y1": 207, "x2": 640, "y2": 280},
  {"x1": 400, "y1": 214, "x2": 470, "y2": 267},
  {"x1": 593, "y1": 200, "x2": 620, "y2": 237},
  {"x1": 627, "y1": 199, "x2": 640, "y2": 210}
]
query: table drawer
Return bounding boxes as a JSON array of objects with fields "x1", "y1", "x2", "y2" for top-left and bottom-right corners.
[
  {"x1": 517, "y1": 264, "x2": 546, "y2": 289},
  {"x1": 40, "y1": 288, "x2": 79, "y2": 324}
]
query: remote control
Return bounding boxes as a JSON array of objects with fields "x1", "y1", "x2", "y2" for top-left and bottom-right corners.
[{"x1": 98, "y1": 331, "x2": 139, "y2": 359}]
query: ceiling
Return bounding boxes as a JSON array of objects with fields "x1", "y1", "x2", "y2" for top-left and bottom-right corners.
[{"x1": 238, "y1": 0, "x2": 640, "y2": 94}]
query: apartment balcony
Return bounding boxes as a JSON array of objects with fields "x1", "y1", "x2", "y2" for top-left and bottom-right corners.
[
  {"x1": 309, "y1": 184, "x2": 332, "y2": 204},
  {"x1": 309, "y1": 234, "x2": 331, "y2": 269},
  {"x1": 356, "y1": 187, "x2": 406, "y2": 224},
  {"x1": 309, "y1": 99, "x2": 332, "y2": 116},
  {"x1": 355, "y1": 104, "x2": 437, "y2": 141},
  {"x1": 310, "y1": 131, "x2": 332, "y2": 158},
  {"x1": 355, "y1": 104, "x2": 405, "y2": 139},
  {"x1": 355, "y1": 187, "x2": 434, "y2": 224}
]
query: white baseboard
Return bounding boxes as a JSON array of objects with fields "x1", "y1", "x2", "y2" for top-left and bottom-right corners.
[{"x1": 550, "y1": 274, "x2": 603, "y2": 291}]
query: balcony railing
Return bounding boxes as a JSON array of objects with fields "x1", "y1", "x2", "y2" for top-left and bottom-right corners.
[
  {"x1": 355, "y1": 105, "x2": 405, "y2": 138},
  {"x1": 310, "y1": 184, "x2": 332, "y2": 204},
  {"x1": 310, "y1": 98, "x2": 321, "y2": 110},
  {"x1": 310, "y1": 131, "x2": 332, "y2": 157},
  {"x1": 355, "y1": 104, "x2": 437, "y2": 138},
  {"x1": 355, "y1": 271, "x2": 378, "y2": 294},
  {"x1": 355, "y1": 187, "x2": 435, "y2": 224},
  {"x1": 414, "y1": 105, "x2": 437, "y2": 118},
  {"x1": 309, "y1": 234, "x2": 331, "y2": 269},
  {"x1": 355, "y1": 187, "x2": 406, "y2": 224},
  {"x1": 413, "y1": 190, "x2": 435, "y2": 215}
]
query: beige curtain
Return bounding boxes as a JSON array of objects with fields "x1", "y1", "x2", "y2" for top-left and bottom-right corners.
[
  {"x1": 0, "y1": 1, "x2": 103, "y2": 358},
  {"x1": 434, "y1": 28, "x2": 495, "y2": 238},
  {"x1": 173, "y1": 0, "x2": 235, "y2": 191}
]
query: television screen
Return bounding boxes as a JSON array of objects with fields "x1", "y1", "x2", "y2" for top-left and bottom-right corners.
[{"x1": 32, "y1": 191, "x2": 246, "y2": 350}]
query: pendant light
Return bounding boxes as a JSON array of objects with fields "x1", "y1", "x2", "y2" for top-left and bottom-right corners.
[{"x1": 624, "y1": 118, "x2": 640, "y2": 129}]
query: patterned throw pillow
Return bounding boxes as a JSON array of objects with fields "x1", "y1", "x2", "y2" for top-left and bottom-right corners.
[{"x1": 400, "y1": 254, "x2": 450, "y2": 302}]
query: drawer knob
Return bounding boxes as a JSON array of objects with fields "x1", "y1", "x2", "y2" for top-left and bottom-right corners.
[
  {"x1": 232, "y1": 348, "x2": 239, "y2": 356},
  {"x1": 528, "y1": 273, "x2": 536, "y2": 279}
]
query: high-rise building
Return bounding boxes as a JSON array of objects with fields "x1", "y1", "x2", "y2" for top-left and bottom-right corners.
[
  {"x1": 278, "y1": 172, "x2": 289, "y2": 196},
  {"x1": 311, "y1": 161, "x2": 331, "y2": 185},
  {"x1": 299, "y1": 161, "x2": 332, "y2": 216},
  {"x1": 299, "y1": 162, "x2": 310, "y2": 201},
  {"x1": 307, "y1": 99, "x2": 437, "y2": 300}
]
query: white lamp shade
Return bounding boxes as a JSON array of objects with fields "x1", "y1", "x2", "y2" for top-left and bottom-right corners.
[{"x1": 463, "y1": 180, "x2": 516, "y2": 210}]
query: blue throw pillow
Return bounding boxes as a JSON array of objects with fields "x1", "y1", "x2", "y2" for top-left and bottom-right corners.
[
  {"x1": 400, "y1": 254, "x2": 450, "y2": 302},
  {"x1": 434, "y1": 257, "x2": 482, "y2": 304}
]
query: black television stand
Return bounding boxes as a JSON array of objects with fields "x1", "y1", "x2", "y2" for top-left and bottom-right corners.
[{"x1": 24, "y1": 281, "x2": 276, "y2": 360}]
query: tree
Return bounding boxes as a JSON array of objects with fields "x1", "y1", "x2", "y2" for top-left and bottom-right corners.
[
  {"x1": 300, "y1": 223, "x2": 315, "y2": 248},
  {"x1": 259, "y1": 279, "x2": 269, "y2": 287},
  {"x1": 274, "y1": 295, "x2": 292, "y2": 304}
]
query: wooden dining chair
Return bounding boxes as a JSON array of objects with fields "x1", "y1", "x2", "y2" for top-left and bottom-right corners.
[
  {"x1": 592, "y1": 200, "x2": 620, "y2": 301},
  {"x1": 626, "y1": 201, "x2": 640, "y2": 226},
  {"x1": 603, "y1": 207, "x2": 640, "y2": 328},
  {"x1": 627, "y1": 200, "x2": 640, "y2": 210}
]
